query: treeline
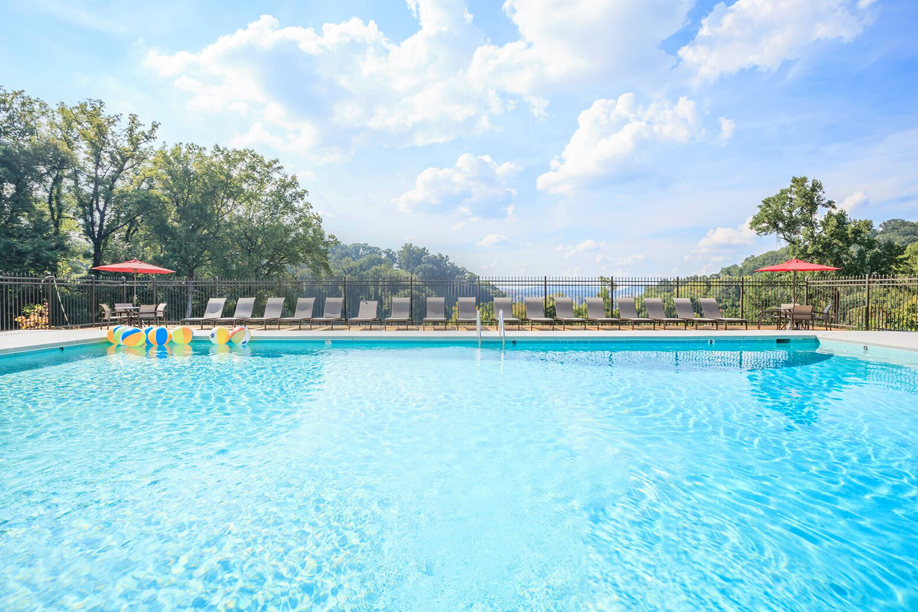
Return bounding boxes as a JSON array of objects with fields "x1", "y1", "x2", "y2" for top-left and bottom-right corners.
[
  {"x1": 322, "y1": 242, "x2": 476, "y2": 279},
  {"x1": 0, "y1": 86, "x2": 334, "y2": 279},
  {"x1": 715, "y1": 178, "x2": 918, "y2": 278}
]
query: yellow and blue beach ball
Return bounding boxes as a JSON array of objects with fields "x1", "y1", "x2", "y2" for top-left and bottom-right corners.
[
  {"x1": 146, "y1": 326, "x2": 171, "y2": 346},
  {"x1": 142, "y1": 326, "x2": 154, "y2": 341},
  {"x1": 107, "y1": 325, "x2": 125, "y2": 344},
  {"x1": 114, "y1": 325, "x2": 131, "y2": 345},
  {"x1": 172, "y1": 326, "x2": 194, "y2": 345},
  {"x1": 209, "y1": 326, "x2": 230, "y2": 345},
  {"x1": 119, "y1": 327, "x2": 145, "y2": 347},
  {"x1": 229, "y1": 325, "x2": 251, "y2": 346}
]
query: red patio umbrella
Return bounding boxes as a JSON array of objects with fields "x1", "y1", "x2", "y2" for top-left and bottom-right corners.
[
  {"x1": 755, "y1": 258, "x2": 840, "y2": 304},
  {"x1": 92, "y1": 259, "x2": 175, "y2": 304}
]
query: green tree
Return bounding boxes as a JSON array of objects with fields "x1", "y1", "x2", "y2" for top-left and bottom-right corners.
[
  {"x1": 211, "y1": 151, "x2": 333, "y2": 278},
  {"x1": 750, "y1": 176, "x2": 834, "y2": 254},
  {"x1": 58, "y1": 99, "x2": 159, "y2": 271},
  {"x1": 0, "y1": 88, "x2": 70, "y2": 274},
  {"x1": 899, "y1": 243, "x2": 918, "y2": 276},
  {"x1": 750, "y1": 177, "x2": 904, "y2": 276},
  {"x1": 877, "y1": 219, "x2": 918, "y2": 246}
]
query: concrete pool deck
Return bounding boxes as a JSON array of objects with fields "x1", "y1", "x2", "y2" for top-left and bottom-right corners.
[{"x1": 2, "y1": 327, "x2": 918, "y2": 359}]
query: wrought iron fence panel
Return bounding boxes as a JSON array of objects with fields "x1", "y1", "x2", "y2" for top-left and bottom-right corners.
[{"x1": 1, "y1": 273, "x2": 916, "y2": 331}]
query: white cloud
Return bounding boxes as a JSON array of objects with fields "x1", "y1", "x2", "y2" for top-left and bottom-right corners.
[
  {"x1": 477, "y1": 233, "x2": 509, "y2": 247},
  {"x1": 469, "y1": 0, "x2": 692, "y2": 111},
  {"x1": 556, "y1": 239, "x2": 605, "y2": 258},
  {"x1": 394, "y1": 153, "x2": 521, "y2": 217},
  {"x1": 536, "y1": 93, "x2": 713, "y2": 194},
  {"x1": 839, "y1": 190, "x2": 868, "y2": 212},
  {"x1": 718, "y1": 117, "x2": 736, "y2": 142},
  {"x1": 145, "y1": 0, "x2": 700, "y2": 159},
  {"x1": 678, "y1": 0, "x2": 873, "y2": 83},
  {"x1": 695, "y1": 216, "x2": 757, "y2": 251}
]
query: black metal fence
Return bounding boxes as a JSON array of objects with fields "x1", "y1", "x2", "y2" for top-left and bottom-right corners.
[{"x1": 1, "y1": 274, "x2": 916, "y2": 331}]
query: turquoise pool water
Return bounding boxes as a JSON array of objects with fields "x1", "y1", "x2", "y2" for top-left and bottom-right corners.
[{"x1": 1, "y1": 339, "x2": 918, "y2": 610}]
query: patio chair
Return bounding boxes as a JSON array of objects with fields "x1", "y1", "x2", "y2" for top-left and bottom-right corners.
[
  {"x1": 422, "y1": 297, "x2": 447, "y2": 329},
  {"x1": 279, "y1": 297, "x2": 315, "y2": 330},
  {"x1": 523, "y1": 297, "x2": 555, "y2": 330},
  {"x1": 644, "y1": 298, "x2": 687, "y2": 330},
  {"x1": 492, "y1": 297, "x2": 521, "y2": 330},
  {"x1": 348, "y1": 300, "x2": 379, "y2": 329},
  {"x1": 217, "y1": 297, "x2": 256, "y2": 325},
  {"x1": 385, "y1": 297, "x2": 412, "y2": 330},
  {"x1": 155, "y1": 303, "x2": 167, "y2": 325},
  {"x1": 457, "y1": 297, "x2": 477, "y2": 327},
  {"x1": 699, "y1": 298, "x2": 748, "y2": 330},
  {"x1": 99, "y1": 303, "x2": 127, "y2": 328},
  {"x1": 814, "y1": 304, "x2": 835, "y2": 330},
  {"x1": 673, "y1": 298, "x2": 718, "y2": 329},
  {"x1": 244, "y1": 297, "x2": 285, "y2": 329},
  {"x1": 584, "y1": 298, "x2": 621, "y2": 329},
  {"x1": 181, "y1": 298, "x2": 227, "y2": 329},
  {"x1": 135, "y1": 304, "x2": 158, "y2": 325},
  {"x1": 553, "y1": 297, "x2": 586, "y2": 329},
  {"x1": 789, "y1": 305, "x2": 815, "y2": 330},
  {"x1": 312, "y1": 297, "x2": 344, "y2": 329},
  {"x1": 617, "y1": 298, "x2": 656, "y2": 329}
]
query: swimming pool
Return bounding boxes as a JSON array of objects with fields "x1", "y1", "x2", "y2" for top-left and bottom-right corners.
[{"x1": 2, "y1": 339, "x2": 917, "y2": 610}]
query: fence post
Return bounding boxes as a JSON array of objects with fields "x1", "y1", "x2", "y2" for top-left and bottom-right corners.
[
  {"x1": 864, "y1": 274, "x2": 871, "y2": 331},
  {"x1": 409, "y1": 275, "x2": 414, "y2": 321},
  {"x1": 477, "y1": 277, "x2": 481, "y2": 306},
  {"x1": 92, "y1": 276, "x2": 97, "y2": 328},
  {"x1": 804, "y1": 277, "x2": 809, "y2": 306},
  {"x1": 343, "y1": 276, "x2": 347, "y2": 319},
  {"x1": 543, "y1": 276, "x2": 548, "y2": 309},
  {"x1": 675, "y1": 277, "x2": 680, "y2": 298},
  {"x1": 740, "y1": 276, "x2": 746, "y2": 319}
]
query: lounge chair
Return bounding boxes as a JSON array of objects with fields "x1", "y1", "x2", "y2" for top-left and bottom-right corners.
[
  {"x1": 244, "y1": 297, "x2": 285, "y2": 329},
  {"x1": 699, "y1": 298, "x2": 748, "y2": 330},
  {"x1": 789, "y1": 304, "x2": 815, "y2": 330},
  {"x1": 617, "y1": 298, "x2": 656, "y2": 329},
  {"x1": 422, "y1": 297, "x2": 447, "y2": 329},
  {"x1": 457, "y1": 297, "x2": 477, "y2": 327},
  {"x1": 279, "y1": 297, "x2": 315, "y2": 329},
  {"x1": 385, "y1": 297, "x2": 411, "y2": 330},
  {"x1": 217, "y1": 297, "x2": 255, "y2": 325},
  {"x1": 492, "y1": 297, "x2": 521, "y2": 330},
  {"x1": 348, "y1": 300, "x2": 379, "y2": 329},
  {"x1": 135, "y1": 304, "x2": 158, "y2": 325},
  {"x1": 644, "y1": 298, "x2": 687, "y2": 329},
  {"x1": 673, "y1": 298, "x2": 718, "y2": 329},
  {"x1": 524, "y1": 297, "x2": 555, "y2": 330},
  {"x1": 99, "y1": 304, "x2": 128, "y2": 328},
  {"x1": 584, "y1": 298, "x2": 621, "y2": 329},
  {"x1": 553, "y1": 297, "x2": 586, "y2": 329},
  {"x1": 814, "y1": 304, "x2": 834, "y2": 330},
  {"x1": 313, "y1": 297, "x2": 344, "y2": 328},
  {"x1": 181, "y1": 297, "x2": 227, "y2": 329}
]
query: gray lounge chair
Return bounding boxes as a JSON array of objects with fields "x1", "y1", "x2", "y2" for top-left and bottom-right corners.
[
  {"x1": 553, "y1": 297, "x2": 586, "y2": 329},
  {"x1": 673, "y1": 298, "x2": 718, "y2": 329},
  {"x1": 584, "y1": 298, "x2": 621, "y2": 329},
  {"x1": 699, "y1": 298, "x2": 748, "y2": 330},
  {"x1": 524, "y1": 297, "x2": 554, "y2": 330},
  {"x1": 156, "y1": 302, "x2": 167, "y2": 325},
  {"x1": 385, "y1": 297, "x2": 411, "y2": 330},
  {"x1": 182, "y1": 297, "x2": 227, "y2": 329},
  {"x1": 244, "y1": 297, "x2": 285, "y2": 329},
  {"x1": 422, "y1": 297, "x2": 447, "y2": 329},
  {"x1": 644, "y1": 298, "x2": 687, "y2": 329},
  {"x1": 617, "y1": 297, "x2": 656, "y2": 329},
  {"x1": 492, "y1": 297, "x2": 521, "y2": 330},
  {"x1": 348, "y1": 300, "x2": 379, "y2": 329},
  {"x1": 313, "y1": 297, "x2": 344, "y2": 328},
  {"x1": 457, "y1": 297, "x2": 477, "y2": 327},
  {"x1": 217, "y1": 297, "x2": 255, "y2": 325},
  {"x1": 135, "y1": 304, "x2": 158, "y2": 325},
  {"x1": 279, "y1": 297, "x2": 315, "y2": 329}
]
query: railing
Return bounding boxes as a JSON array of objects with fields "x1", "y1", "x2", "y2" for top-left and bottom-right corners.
[{"x1": 1, "y1": 274, "x2": 916, "y2": 331}]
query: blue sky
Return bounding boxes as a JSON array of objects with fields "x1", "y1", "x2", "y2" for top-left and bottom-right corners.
[{"x1": 2, "y1": 0, "x2": 917, "y2": 275}]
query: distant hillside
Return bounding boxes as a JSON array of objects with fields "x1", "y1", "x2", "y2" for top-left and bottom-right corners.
[{"x1": 326, "y1": 242, "x2": 476, "y2": 279}]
